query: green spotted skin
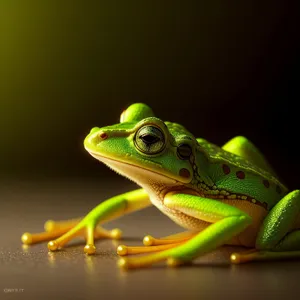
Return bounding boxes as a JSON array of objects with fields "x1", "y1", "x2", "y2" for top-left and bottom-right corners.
[
  {"x1": 163, "y1": 120, "x2": 288, "y2": 212},
  {"x1": 191, "y1": 138, "x2": 288, "y2": 211}
]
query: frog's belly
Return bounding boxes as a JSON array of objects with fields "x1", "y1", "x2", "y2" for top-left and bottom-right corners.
[{"x1": 161, "y1": 200, "x2": 268, "y2": 248}]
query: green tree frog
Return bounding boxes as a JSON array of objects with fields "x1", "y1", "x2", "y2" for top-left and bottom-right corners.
[{"x1": 21, "y1": 103, "x2": 300, "y2": 269}]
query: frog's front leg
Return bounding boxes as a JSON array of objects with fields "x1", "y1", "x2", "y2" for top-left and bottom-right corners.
[
  {"x1": 231, "y1": 190, "x2": 300, "y2": 264},
  {"x1": 118, "y1": 192, "x2": 252, "y2": 269},
  {"x1": 21, "y1": 189, "x2": 151, "y2": 254}
]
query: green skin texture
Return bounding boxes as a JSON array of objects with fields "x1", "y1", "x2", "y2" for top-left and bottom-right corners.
[{"x1": 63, "y1": 103, "x2": 300, "y2": 267}]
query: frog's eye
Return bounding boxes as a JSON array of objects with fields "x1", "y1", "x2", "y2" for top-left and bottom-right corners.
[
  {"x1": 177, "y1": 143, "x2": 192, "y2": 160},
  {"x1": 134, "y1": 125, "x2": 165, "y2": 154}
]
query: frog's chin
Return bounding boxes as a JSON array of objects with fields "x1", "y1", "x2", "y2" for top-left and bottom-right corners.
[{"x1": 87, "y1": 151, "x2": 179, "y2": 188}]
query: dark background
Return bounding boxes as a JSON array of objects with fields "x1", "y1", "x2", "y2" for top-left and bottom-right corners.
[
  {"x1": 1, "y1": 1, "x2": 300, "y2": 188},
  {"x1": 1, "y1": 2, "x2": 300, "y2": 299}
]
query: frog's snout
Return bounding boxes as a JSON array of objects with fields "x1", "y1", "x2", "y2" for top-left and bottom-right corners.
[
  {"x1": 89, "y1": 127, "x2": 100, "y2": 134},
  {"x1": 91, "y1": 131, "x2": 108, "y2": 144},
  {"x1": 85, "y1": 128, "x2": 109, "y2": 149}
]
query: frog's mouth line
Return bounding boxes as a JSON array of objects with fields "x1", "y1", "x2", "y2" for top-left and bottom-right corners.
[{"x1": 86, "y1": 149, "x2": 179, "y2": 185}]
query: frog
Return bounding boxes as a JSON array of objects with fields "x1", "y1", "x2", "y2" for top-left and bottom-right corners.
[{"x1": 21, "y1": 103, "x2": 300, "y2": 269}]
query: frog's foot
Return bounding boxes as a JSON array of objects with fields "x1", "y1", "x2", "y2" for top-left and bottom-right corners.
[
  {"x1": 47, "y1": 224, "x2": 122, "y2": 255},
  {"x1": 116, "y1": 231, "x2": 196, "y2": 269},
  {"x1": 118, "y1": 254, "x2": 187, "y2": 270},
  {"x1": 117, "y1": 243, "x2": 189, "y2": 269},
  {"x1": 21, "y1": 218, "x2": 122, "y2": 255},
  {"x1": 21, "y1": 218, "x2": 83, "y2": 245},
  {"x1": 117, "y1": 231, "x2": 195, "y2": 256},
  {"x1": 230, "y1": 249, "x2": 300, "y2": 264}
]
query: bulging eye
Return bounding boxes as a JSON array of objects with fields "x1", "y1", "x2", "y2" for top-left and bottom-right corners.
[
  {"x1": 134, "y1": 125, "x2": 165, "y2": 154},
  {"x1": 177, "y1": 143, "x2": 192, "y2": 159}
]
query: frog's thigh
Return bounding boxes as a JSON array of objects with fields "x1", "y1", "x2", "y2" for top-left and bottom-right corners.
[
  {"x1": 256, "y1": 190, "x2": 300, "y2": 251},
  {"x1": 222, "y1": 136, "x2": 276, "y2": 176}
]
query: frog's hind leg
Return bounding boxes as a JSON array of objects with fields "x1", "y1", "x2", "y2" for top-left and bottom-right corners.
[
  {"x1": 231, "y1": 190, "x2": 300, "y2": 264},
  {"x1": 117, "y1": 192, "x2": 252, "y2": 269}
]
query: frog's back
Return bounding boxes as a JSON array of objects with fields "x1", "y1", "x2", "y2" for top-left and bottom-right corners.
[{"x1": 195, "y1": 138, "x2": 288, "y2": 211}]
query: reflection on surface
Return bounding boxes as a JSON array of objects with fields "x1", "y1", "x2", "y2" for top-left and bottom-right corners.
[
  {"x1": 85, "y1": 255, "x2": 95, "y2": 274},
  {"x1": 22, "y1": 244, "x2": 29, "y2": 253},
  {"x1": 47, "y1": 251, "x2": 56, "y2": 268},
  {"x1": 111, "y1": 239, "x2": 121, "y2": 249}
]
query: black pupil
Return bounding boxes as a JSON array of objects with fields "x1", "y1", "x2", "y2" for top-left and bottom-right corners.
[{"x1": 140, "y1": 134, "x2": 159, "y2": 145}]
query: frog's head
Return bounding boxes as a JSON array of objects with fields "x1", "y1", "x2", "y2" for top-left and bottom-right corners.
[{"x1": 84, "y1": 103, "x2": 197, "y2": 189}]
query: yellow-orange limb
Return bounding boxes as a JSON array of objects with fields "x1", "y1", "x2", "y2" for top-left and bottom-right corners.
[
  {"x1": 44, "y1": 218, "x2": 83, "y2": 232},
  {"x1": 22, "y1": 224, "x2": 121, "y2": 248},
  {"x1": 93, "y1": 227, "x2": 122, "y2": 240},
  {"x1": 143, "y1": 231, "x2": 196, "y2": 246},
  {"x1": 84, "y1": 226, "x2": 96, "y2": 254},
  {"x1": 231, "y1": 249, "x2": 300, "y2": 264},
  {"x1": 47, "y1": 225, "x2": 85, "y2": 251},
  {"x1": 21, "y1": 227, "x2": 81, "y2": 245},
  {"x1": 118, "y1": 249, "x2": 184, "y2": 269},
  {"x1": 117, "y1": 242, "x2": 184, "y2": 256},
  {"x1": 45, "y1": 217, "x2": 121, "y2": 240},
  {"x1": 22, "y1": 218, "x2": 85, "y2": 245},
  {"x1": 22, "y1": 189, "x2": 151, "y2": 253}
]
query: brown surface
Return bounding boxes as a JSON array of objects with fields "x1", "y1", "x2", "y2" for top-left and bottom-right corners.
[{"x1": 1, "y1": 178, "x2": 300, "y2": 300}]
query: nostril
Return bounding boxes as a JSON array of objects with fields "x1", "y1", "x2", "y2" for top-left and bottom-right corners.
[{"x1": 99, "y1": 132, "x2": 108, "y2": 140}]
